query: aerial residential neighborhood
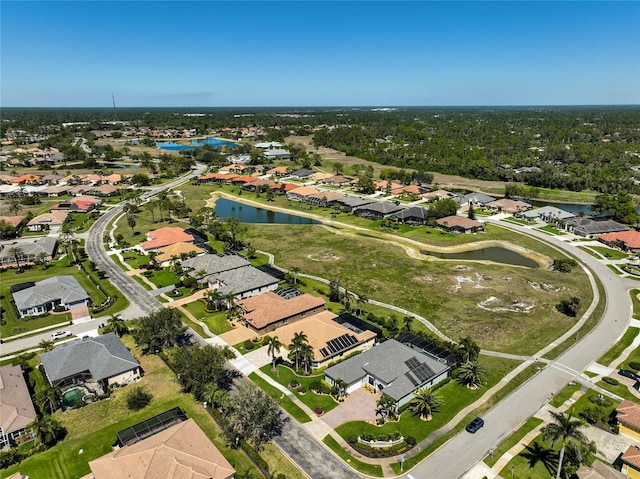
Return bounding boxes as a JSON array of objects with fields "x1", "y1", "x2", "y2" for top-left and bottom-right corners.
[{"x1": 1, "y1": 1, "x2": 640, "y2": 474}]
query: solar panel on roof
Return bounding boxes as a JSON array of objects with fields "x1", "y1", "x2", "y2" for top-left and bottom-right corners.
[
  {"x1": 405, "y1": 357, "x2": 420, "y2": 369},
  {"x1": 320, "y1": 348, "x2": 329, "y2": 357},
  {"x1": 405, "y1": 371, "x2": 419, "y2": 386},
  {"x1": 412, "y1": 363, "x2": 435, "y2": 383}
]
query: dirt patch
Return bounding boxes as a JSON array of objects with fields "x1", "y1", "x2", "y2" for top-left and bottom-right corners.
[
  {"x1": 477, "y1": 296, "x2": 535, "y2": 313},
  {"x1": 453, "y1": 265, "x2": 472, "y2": 271},
  {"x1": 308, "y1": 249, "x2": 340, "y2": 262},
  {"x1": 413, "y1": 275, "x2": 440, "y2": 284},
  {"x1": 450, "y1": 273, "x2": 486, "y2": 293},
  {"x1": 529, "y1": 281, "x2": 561, "y2": 292}
]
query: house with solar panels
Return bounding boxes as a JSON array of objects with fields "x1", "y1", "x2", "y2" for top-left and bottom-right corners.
[{"x1": 324, "y1": 339, "x2": 451, "y2": 407}]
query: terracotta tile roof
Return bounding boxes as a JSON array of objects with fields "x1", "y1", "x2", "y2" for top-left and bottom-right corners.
[
  {"x1": 141, "y1": 227, "x2": 194, "y2": 251},
  {"x1": 391, "y1": 185, "x2": 427, "y2": 196},
  {"x1": 267, "y1": 166, "x2": 290, "y2": 175},
  {"x1": 155, "y1": 242, "x2": 205, "y2": 263},
  {"x1": 617, "y1": 400, "x2": 640, "y2": 429},
  {"x1": 374, "y1": 180, "x2": 402, "y2": 191},
  {"x1": 270, "y1": 183, "x2": 299, "y2": 192},
  {"x1": 27, "y1": 211, "x2": 68, "y2": 226},
  {"x1": 622, "y1": 444, "x2": 640, "y2": 470},
  {"x1": 307, "y1": 191, "x2": 345, "y2": 203},
  {"x1": 486, "y1": 198, "x2": 532, "y2": 213},
  {"x1": 309, "y1": 172, "x2": 334, "y2": 181},
  {"x1": 9, "y1": 174, "x2": 40, "y2": 184},
  {"x1": 599, "y1": 231, "x2": 640, "y2": 249},
  {"x1": 71, "y1": 195, "x2": 101, "y2": 205},
  {"x1": 0, "y1": 216, "x2": 25, "y2": 228},
  {"x1": 436, "y1": 215, "x2": 482, "y2": 230},
  {"x1": 238, "y1": 292, "x2": 325, "y2": 330},
  {"x1": 286, "y1": 186, "x2": 320, "y2": 197},
  {"x1": 321, "y1": 175, "x2": 351, "y2": 184},
  {"x1": 0, "y1": 365, "x2": 37, "y2": 436},
  {"x1": 274, "y1": 311, "x2": 376, "y2": 361},
  {"x1": 230, "y1": 175, "x2": 259, "y2": 183},
  {"x1": 89, "y1": 418, "x2": 235, "y2": 479}
]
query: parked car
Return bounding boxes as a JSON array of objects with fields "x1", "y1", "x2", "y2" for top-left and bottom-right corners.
[
  {"x1": 51, "y1": 330, "x2": 72, "y2": 340},
  {"x1": 619, "y1": 369, "x2": 638, "y2": 380},
  {"x1": 466, "y1": 417, "x2": 485, "y2": 433}
]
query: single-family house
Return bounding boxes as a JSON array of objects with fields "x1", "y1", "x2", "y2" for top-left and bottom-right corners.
[
  {"x1": 309, "y1": 172, "x2": 334, "y2": 182},
  {"x1": 320, "y1": 175, "x2": 351, "y2": 186},
  {"x1": 41, "y1": 174, "x2": 64, "y2": 184},
  {"x1": 353, "y1": 201, "x2": 403, "y2": 220},
  {"x1": 305, "y1": 190, "x2": 345, "y2": 207},
  {"x1": 198, "y1": 173, "x2": 237, "y2": 184},
  {"x1": 0, "y1": 216, "x2": 26, "y2": 230},
  {"x1": 324, "y1": 339, "x2": 451, "y2": 407},
  {"x1": 140, "y1": 227, "x2": 194, "y2": 252},
  {"x1": 289, "y1": 169, "x2": 314, "y2": 180},
  {"x1": 40, "y1": 333, "x2": 141, "y2": 391},
  {"x1": 218, "y1": 164, "x2": 247, "y2": 175},
  {"x1": 518, "y1": 206, "x2": 575, "y2": 223},
  {"x1": 436, "y1": 215, "x2": 483, "y2": 234},
  {"x1": 616, "y1": 400, "x2": 640, "y2": 441},
  {"x1": 599, "y1": 231, "x2": 640, "y2": 253},
  {"x1": 486, "y1": 198, "x2": 532, "y2": 214},
  {"x1": 227, "y1": 153, "x2": 251, "y2": 164},
  {"x1": 621, "y1": 445, "x2": 640, "y2": 479},
  {"x1": 576, "y1": 460, "x2": 626, "y2": 479},
  {"x1": 375, "y1": 180, "x2": 402, "y2": 192},
  {"x1": 564, "y1": 218, "x2": 630, "y2": 238},
  {"x1": 40, "y1": 185, "x2": 71, "y2": 197},
  {"x1": 89, "y1": 417, "x2": 235, "y2": 479},
  {"x1": 27, "y1": 211, "x2": 68, "y2": 232},
  {"x1": 263, "y1": 148, "x2": 291, "y2": 160},
  {"x1": 390, "y1": 184, "x2": 429, "y2": 197},
  {"x1": 334, "y1": 197, "x2": 376, "y2": 212},
  {"x1": 395, "y1": 206, "x2": 430, "y2": 225},
  {"x1": 267, "y1": 166, "x2": 290, "y2": 177},
  {"x1": 12, "y1": 275, "x2": 90, "y2": 318},
  {"x1": 238, "y1": 290, "x2": 325, "y2": 331},
  {"x1": 243, "y1": 179, "x2": 275, "y2": 192},
  {"x1": 155, "y1": 242, "x2": 205, "y2": 264},
  {"x1": 274, "y1": 311, "x2": 377, "y2": 368},
  {"x1": 456, "y1": 193, "x2": 496, "y2": 207},
  {"x1": 229, "y1": 175, "x2": 259, "y2": 185},
  {"x1": 9, "y1": 174, "x2": 41, "y2": 185},
  {"x1": 0, "y1": 236, "x2": 57, "y2": 267},
  {"x1": 0, "y1": 365, "x2": 38, "y2": 448},
  {"x1": 270, "y1": 183, "x2": 300, "y2": 195},
  {"x1": 255, "y1": 141, "x2": 282, "y2": 149},
  {"x1": 286, "y1": 186, "x2": 320, "y2": 202}
]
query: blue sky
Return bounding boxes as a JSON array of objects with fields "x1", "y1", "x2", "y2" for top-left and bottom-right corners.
[{"x1": 2, "y1": 1, "x2": 639, "y2": 107}]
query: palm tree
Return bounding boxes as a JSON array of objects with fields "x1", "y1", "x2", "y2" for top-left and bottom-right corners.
[
  {"x1": 290, "y1": 266, "x2": 300, "y2": 285},
  {"x1": 456, "y1": 361, "x2": 486, "y2": 389},
  {"x1": 207, "y1": 289, "x2": 224, "y2": 311},
  {"x1": 224, "y1": 291, "x2": 236, "y2": 311},
  {"x1": 402, "y1": 316, "x2": 414, "y2": 333},
  {"x1": 300, "y1": 343, "x2": 314, "y2": 374},
  {"x1": 107, "y1": 313, "x2": 129, "y2": 337},
  {"x1": 376, "y1": 395, "x2": 397, "y2": 421},
  {"x1": 35, "y1": 385, "x2": 62, "y2": 415},
  {"x1": 7, "y1": 246, "x2": 24, "y2": 270},
  {"x1": 541, "y1": 411, "x2": 590, "y2": 479},
  {"x1": 409, "y1": 387, "x2": 442, "y2": 421},
  {"x1": 34, "y1": 251, "x2": 49, "y2": 270},
  {"x1": 202, "y1": 383, "x2": 230, "y2": 411},
  {"x1": 288, "y1": 331, "x2": 309, "y2": 372},
  {"x1": 31, "y1": 416, "x2": 66, "y2": 448},
  {"x1": 38, "y1": 339, "x2": 55, "y2": 352},
  {"x1": 333, "y1": 378, "x2": 348, "y2": 400},
  {"x1": 8, "y1": 201, "x2": 22, "y2": 216},
  {"x1": 144, "y1": 201, "x2": 156, "y2": 223},
  {"x1": 127, "y1": 215, "x2": 136, "y2": 235},
  {"x1": 267, "y1": 336, "x2": 282, "y2": 370},
  {"x1": 356, "y1": 294, "x2": 368, "y2": 317}
]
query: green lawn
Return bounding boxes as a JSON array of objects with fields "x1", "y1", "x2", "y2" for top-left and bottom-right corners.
[
  {"x1": 121, "y1": 251, "x2": 151, "y2": 269},
  {"x1": 595, "y1": 380, "x2": 638, "y2": 402},
  {"x1": 498, "y1": 434, "x2": 563, "y2": 479},
  {"x1": 536, "y1": 224, "x2": 567, "y2": 235},
  {"x1": 182, "y1": 301, "x2": 233, "y2": 335},
  {"x1": 260, "y1": 364, "x2": 340, "y2": 413},
  {"x1": 587, "y1": 246, "x2": 629, "y2": 261},
  {"x1": 501, "y1": 217, "x2": 531, "y2": 226},
  {"x1": 598, "y1": 327, "x2": 639, "y2": 367},
  {"x1": 145, "y1": 268, "x2": 180, "y2": 288},
  {"x1": 248, "y1": 372, "x2": 311, "y2": 423},
  {"x1": 484, "y1": 417, "x2": 543, "y2": 467},
  {"x1": 322, "y1": 435, "x2": 383, "y2": 477},
  {"x1": 549, "y1": 382, "x2": 582, "y2": 408}
]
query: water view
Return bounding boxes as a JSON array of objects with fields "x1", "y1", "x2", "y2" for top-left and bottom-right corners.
[
  {"x1": 156, "y1": 136, "x2": 238, "y2": 151},
  {"x1": 215, "y1": 198, "x2": 320, "y2": 225},
  {"x1": 420, "y1": 246, "x2": 540, "y2": 268}
]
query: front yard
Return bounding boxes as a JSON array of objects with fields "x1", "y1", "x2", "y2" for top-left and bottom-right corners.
[{"x1": 182, "y1": 300, "x2": 233, "y2": 335}]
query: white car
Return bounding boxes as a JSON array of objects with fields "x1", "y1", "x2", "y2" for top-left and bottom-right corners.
[{"x1": 51, "y1": 331, "x2": 72, "y2": 340}]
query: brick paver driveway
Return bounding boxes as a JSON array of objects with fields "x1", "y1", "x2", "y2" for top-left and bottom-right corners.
[{"x1": 322, "y1": 388, "x2": 380, "y2": 428}]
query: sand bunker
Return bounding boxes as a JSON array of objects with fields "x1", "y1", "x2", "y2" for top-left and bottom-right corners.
[
  {"x1": 308, "y1": 249, "x2": 340, "y2": 262},
  {"x1": 477, "y1": 296, "x2": 535, "y2": 313}
]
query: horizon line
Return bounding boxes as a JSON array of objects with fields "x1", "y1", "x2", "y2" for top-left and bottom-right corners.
[{"x1": 3, "y1": 104, "x2": 640, "y2": 109}]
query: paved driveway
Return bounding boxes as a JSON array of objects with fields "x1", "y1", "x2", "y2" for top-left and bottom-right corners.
[{"x1": 322, "y1": 388, "x2": 380, "y2": 429}]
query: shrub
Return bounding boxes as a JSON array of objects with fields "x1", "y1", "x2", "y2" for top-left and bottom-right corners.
[
  {"x1": 126, "y1": 386, "x2": 153, "y2": 411},
  {"x1": 289, "y1": 379, "x2": 300, "y2": 388},
  {"x1": 243, "y1": 339, "x2": 254, "y2": 351},
  {"x1": 405, "y1": 436, "x2": 416, "y2": 446},
  {"x1": 315, "y1": 406, "x2": 323, "y2": 415},
  {"x1": 297, "y1": 386, "x2": 306, "y2": 394},
  {"x1": 347, "y1": 436, "x2": 357, "y2": 444},
  {"x1": 602, "y1": 377, "x2": 619, "y2": 386},
  {"x1": 629, "y1": 362, "x2": 640, "y2": 371}
]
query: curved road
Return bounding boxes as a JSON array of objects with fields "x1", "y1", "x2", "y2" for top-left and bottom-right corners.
[{"x1": 404, "y1": 221, "x2": 635, "y2": 479}]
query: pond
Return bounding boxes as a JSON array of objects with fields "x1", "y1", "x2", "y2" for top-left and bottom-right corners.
[
  {"x1": 215, "y1": 198, "x2": 320, "y2": 225},
  {"x1": 156, "y1": 137, "x2": 238, "y2": 151},
  {"x1": 420, "y1": 246, "x2": 540, "y2": 268}
]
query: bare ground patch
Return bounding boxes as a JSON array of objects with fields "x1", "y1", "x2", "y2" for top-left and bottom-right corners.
[
  {"x1": 308, "y1": 249, "x2": 341, "y2": 262},
  {"x1": 477, "y1": 296, "x2": 536, "y2": 313}
]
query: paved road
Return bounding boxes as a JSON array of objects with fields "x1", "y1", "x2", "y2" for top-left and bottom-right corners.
[{"x1": 404, "y1": 221, "x2": 635, "y2": 479}]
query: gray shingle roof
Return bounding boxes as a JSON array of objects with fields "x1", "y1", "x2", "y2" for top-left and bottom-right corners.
[
  {"x1": 325, "y1": 339, "x2": 449, "y2": 402},
  {"x1": 213, "y1": 267, "x2": 279, "y2": 295},
  {"x1": 456, "y1": 193, "x2": 496, "y2": 205},
  {"x1": 182, "y1": 253, "x2": 249, "y2": 276},
  {"x1": 353, "y1": 201, "x2": 403, "y2": 215},
  {"x1": 13, "y1": 275, "x2": 89, "y2": 311},
  {"x1": 40, "y1": 332, "x2": 140, "y2": 384},
  {"x1": 395, "y1": 206, "x2": 429, "y2": 221},
  {"x1": 335, "y1": 197, "x2": 376, "y2": 209},
  {"x1": 567, "y1": 218, "x2": 630, "y2": 235},
  {"x1": 520, "y1": 206, "x2": 575, "y2": 220},
  {"x1": 0, "y1": 236, "x2": 57, "y2": 260}
]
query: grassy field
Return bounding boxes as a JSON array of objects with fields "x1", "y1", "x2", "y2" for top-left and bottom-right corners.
[
  {"x1": 598, "y1": 327, "x2": 639, "y2": 367},
  {"x1": 244, "y1": 223, "x2": 592, "y2": 354},
  {"x1": 0, "y1": 337, "x2": 305, "y2": 479},
  {"x1": 260, "y1": 364, "x2": 339, "y2": 413},
  {"x1": 583, "y1": 245, "x2": 629, "y2": 261},
  {"x1": 549, "y1": 382, "x2": 583, "y2": 408},
  {"x1": 182, "y1": 300, "x2": 233, "y2": 335}
]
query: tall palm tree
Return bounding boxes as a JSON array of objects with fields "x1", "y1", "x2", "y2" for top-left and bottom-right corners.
[
  {"x1": 107, "y1": 313, "x2": 129, "y2": 337},
  {"x1": 356, "y1": 294, "x2": 368, "y2": 317},
  {"x1": 333, "y1": 378, "x2": 348, "y2": 400},
  {"x1": 409, "y1": 387, "x2": 442, "y2": 421},
  {"x1": 144, "y1": 201, "x2": 156, "y2": 223},
  {"x1": 402, "y1": 316, "x2": 414, "y2": 333},
  {"x1": 288, "y1": 331, "x2": 309, "y2": 372},
  {"x1": 290, "y1": 266, "x2": 300, "y2": 285},
  {"x1": 31, "y1": 416, "x2": 66, "y2": 448},
  {"x1": 267, "y1": 336, "x2": 282, "y2": 370},
  {"x1": 34, "y1": 251, "x2": 49, "y2": 270},
  {"x1": 7, "y1": 246, "x2": 24, "y2": 270},
  {"x1": 376, "y1": 395, "x2": 397, "y2": 421},
  {"x1": 300, "y1": 343, "x2": 314, "y2": 374},
  {"x1": 456, "y1": 361, "x2": 486, "y2": 389},
  {"x1": 207, "y1": 289, "x2": 224, "y2": 311},
  {"x1": 224, "y1": 291, "x2": 236, "y2": 311},
  {"x1": 541, "y1": 411, "x2": 590, "y2": 479}
]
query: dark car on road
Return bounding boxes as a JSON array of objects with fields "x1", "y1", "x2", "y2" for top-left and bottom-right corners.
[
  {"x1": 619, "y1": 369, "x2": 638, "y2": 380},
  {"x1": 466, "y1": 417, "x2": 484, "y2": 433}
]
